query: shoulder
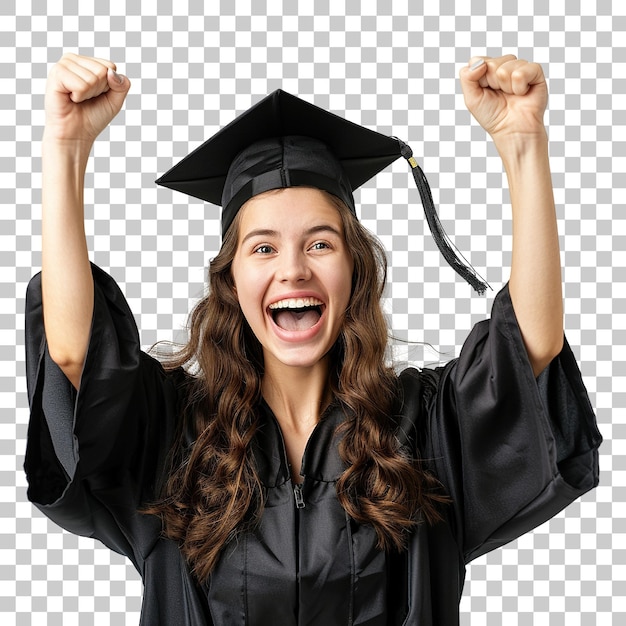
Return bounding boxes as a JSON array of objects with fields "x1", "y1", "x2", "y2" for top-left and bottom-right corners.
[
  {"x1": 395, "y1": 364, "x2": 450, "y2": 410},
  {"x1": 392, "y1": 365, "x2": 449, "y2": 450}
]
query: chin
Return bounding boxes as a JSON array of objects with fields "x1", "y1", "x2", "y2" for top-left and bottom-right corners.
[{"x1": 263, "y1": 344, "x2": 333, "y2": 373}]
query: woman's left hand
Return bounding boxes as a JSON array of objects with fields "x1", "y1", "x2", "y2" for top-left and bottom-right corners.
[
  {"x1": 459, "y1": 55, "x2": 548, "y2": 144},
  {"x1": 460, "y1": 55, "x2": 563, "y2": 376}
]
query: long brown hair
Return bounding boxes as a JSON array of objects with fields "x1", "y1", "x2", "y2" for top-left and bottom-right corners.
[{"x1": 146, "y1": 191, "x2": 447, "y2": 583}]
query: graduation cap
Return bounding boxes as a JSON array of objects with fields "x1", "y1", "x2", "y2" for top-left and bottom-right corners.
[{"x1": 156, "y1": 89, "x2": 488, "y2": 294}]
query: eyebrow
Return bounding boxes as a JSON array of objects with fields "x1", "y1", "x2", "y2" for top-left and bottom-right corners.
[{"x1": 241, "y1": 224, "x2": 343, "y2": 245}]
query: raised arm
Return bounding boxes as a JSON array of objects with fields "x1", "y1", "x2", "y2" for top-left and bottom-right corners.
[
  {"x1": 459, "y1": 55, "x2": 563, "y2": 377},
  {"x1": 42, "y1": 53, "x2": 130, "y2": 388}
]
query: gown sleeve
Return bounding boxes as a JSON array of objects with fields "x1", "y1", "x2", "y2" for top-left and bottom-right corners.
[
  {"x1": 23, "y1": 264, "x2": 183, "y2": 572},
  {"x1": 399, "y1": 283, "x2": 602, "y2": 565}
]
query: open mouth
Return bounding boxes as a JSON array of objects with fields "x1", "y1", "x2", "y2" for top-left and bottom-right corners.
[{"x1": 269, "y1": 298, "x2": 324, "y2": 332}]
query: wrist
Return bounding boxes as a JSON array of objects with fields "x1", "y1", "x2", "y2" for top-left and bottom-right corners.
[
  {"x1": 42, "y1": 134, "x2": 93, "y2": 173},
  {"x1": 492, "y1": 129, "x2": 549, "y2": 167},
  {"x1": 496, "y1": 132, "x2": 555, "y2": 212}
]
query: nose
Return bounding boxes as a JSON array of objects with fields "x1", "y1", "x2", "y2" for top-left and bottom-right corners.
[{"x1": 276, "y1": 248, "x2": 312, "y2": 283}]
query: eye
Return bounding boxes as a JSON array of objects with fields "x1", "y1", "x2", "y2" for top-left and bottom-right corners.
[
  {"x1": 309, "y1": 241, "x2": 331, "y2": 251},
  {"x1": 253, "y1": 244, "x2": 275, "y2": 255}
]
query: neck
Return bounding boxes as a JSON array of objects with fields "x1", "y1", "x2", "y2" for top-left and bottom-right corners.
[{"x1": 261, "y1": 356, "x2": 332, "y2": 434}]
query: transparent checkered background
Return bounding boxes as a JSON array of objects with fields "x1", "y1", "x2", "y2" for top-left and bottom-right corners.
[{"x1": 1, "y1": 0, "x2": 623, "y2": 624}]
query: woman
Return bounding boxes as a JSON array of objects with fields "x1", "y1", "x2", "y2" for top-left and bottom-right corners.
[{"x1": 25, "y1": 53, "x2": 601, "y2": 625}]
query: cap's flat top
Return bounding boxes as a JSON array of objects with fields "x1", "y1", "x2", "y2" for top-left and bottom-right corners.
[{"x1": 156, "y1": 89, "x2": 401, "y2": 207}]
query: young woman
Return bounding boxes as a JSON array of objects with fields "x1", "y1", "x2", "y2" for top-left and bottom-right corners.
[{"x1": 24, "y1": 53, "x2": 601, "y2": 625}]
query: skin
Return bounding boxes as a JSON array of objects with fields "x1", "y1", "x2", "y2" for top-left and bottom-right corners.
[
  {"x1": 231, "y1": 188, "x2": 354, "y2": 480},
  {"x1": 41, "y1": 53, "x2": 562, "y2": 414},
  {"x1": 460, "y1": 56, "x2": 563, "y2": 375},
  {"x1": 41, "y1": 53, "x2": 130, "y2": 388}
]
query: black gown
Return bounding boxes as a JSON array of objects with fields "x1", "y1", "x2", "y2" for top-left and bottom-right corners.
[{"x1": 24, "y1": 264, "x2": 601, "y2": 625}]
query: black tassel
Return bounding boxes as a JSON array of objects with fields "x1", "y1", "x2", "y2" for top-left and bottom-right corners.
[{"x1": 395, "y1": 138, "x2": 490, "y2": 295}]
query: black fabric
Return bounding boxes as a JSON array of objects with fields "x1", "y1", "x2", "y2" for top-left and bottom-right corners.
[
  {"x1": 24, "y1": 265, "x2": 601, "y2": 626},
  {"x1": 221, "y1": 136, "x2": 357, "y2": 235},
  {"x1": 155, "y1": 89, "x2": 402, "y2": 219},
  {"x1": 42, "y1": 349, "x2": 76, "y2": 477}
]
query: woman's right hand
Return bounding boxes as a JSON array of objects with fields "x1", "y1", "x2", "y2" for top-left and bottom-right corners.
[
  {"x1": 41, "y1": 54, "x2": 130, "y2": 389},
  {"x1": 44, "y1": 53, "x2": 131, "y2": 145}
]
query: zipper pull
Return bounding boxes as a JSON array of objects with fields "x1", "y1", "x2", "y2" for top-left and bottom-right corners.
[{"x1": 293, "y1": 483, "x2": 305, "y2": 509}]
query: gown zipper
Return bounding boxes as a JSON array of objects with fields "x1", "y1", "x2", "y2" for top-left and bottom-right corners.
[
  {"x1": 293, "y1": 482, "x2": 306, "y2": 509},
  {"x1": 294, "y1": 481, "x2": 305, "y2": 624}
]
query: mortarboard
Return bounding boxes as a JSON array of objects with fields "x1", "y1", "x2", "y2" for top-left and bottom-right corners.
[{"x1": 156, "y1": 89, "x2": 488, "y2": 294}]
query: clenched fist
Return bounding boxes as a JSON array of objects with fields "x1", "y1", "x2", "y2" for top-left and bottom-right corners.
[
  {"x1": 44, "y1": 53, "x2": 131, "y2": 145},
  {"x1": 459, "y1": 55, "x2": 548, "y2": 143}
]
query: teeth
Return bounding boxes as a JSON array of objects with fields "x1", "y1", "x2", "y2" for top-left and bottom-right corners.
[{"x1": 268, "y1": 297, "x2": 324, "y2": 310}]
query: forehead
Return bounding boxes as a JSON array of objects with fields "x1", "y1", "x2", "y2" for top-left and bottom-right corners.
[{"x1": 237, "y1": 187, "x2": 345, "y2": 236}]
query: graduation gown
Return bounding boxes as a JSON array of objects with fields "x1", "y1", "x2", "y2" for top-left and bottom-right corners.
[{"x1": 24, "y1": 264, "x2": 601, "y2": 625}]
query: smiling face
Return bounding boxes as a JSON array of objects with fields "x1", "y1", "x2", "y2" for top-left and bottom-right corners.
[{"x1": 231, "y1": 187, "x2": 354, "y2": 376}]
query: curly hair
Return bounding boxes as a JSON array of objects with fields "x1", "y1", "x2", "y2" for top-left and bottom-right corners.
[{"x1": 145, "y1": 190, "x2": 447, "y2": 584}]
